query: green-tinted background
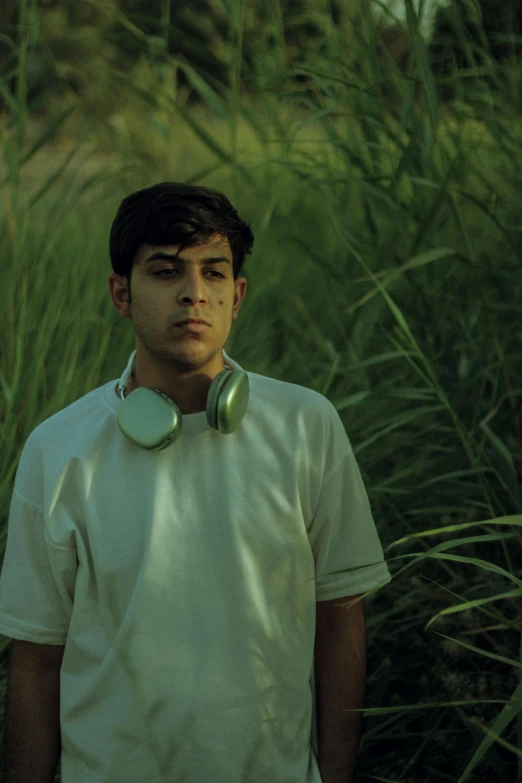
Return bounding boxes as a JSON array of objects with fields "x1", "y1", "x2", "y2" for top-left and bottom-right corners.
[{"x1": 0, "y1": 1, "x2": 521, "y2": 781}]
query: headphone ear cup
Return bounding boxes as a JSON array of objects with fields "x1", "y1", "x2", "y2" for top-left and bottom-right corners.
[
  {"x1": 117, "y1": 387, "x2": 182, "y2": 450},
  {"x1": 207, "y1": 370, "x2": 249, "y2": 433}
]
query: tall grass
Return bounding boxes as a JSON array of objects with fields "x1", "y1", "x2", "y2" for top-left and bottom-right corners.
[{"x1": 1, "y1": 0, "x2": 522, "y2": 781}]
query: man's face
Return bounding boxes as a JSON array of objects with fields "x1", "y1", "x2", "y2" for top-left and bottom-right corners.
[{"x1": 108, "y1": 233, "x2": 247, "y2": 376}]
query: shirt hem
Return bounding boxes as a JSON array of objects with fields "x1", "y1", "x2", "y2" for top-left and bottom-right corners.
[{"x1": 0, "y1": 618, "x2": 68, "y2": 644}]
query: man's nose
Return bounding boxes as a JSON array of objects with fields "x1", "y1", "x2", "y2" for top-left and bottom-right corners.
[{"x1": 178, "y1": 268, "x2": 206, "y2": 302}]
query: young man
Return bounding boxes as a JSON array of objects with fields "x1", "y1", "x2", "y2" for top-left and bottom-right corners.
[{"x1": 0, "y1": 182, "x2": 392, "y2": 783}]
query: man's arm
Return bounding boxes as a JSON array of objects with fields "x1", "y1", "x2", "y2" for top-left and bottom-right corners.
[
  {"x1": 314, "y1": 594, "x2": 366, "y2": 783},
  {"x1": 3, "y1": 640, "x2": 64, "y2": 783}
]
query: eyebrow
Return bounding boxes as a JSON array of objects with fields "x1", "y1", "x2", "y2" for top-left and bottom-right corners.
[{"x1": 144, "y1": 252, "x2": 232, "y2": 266}]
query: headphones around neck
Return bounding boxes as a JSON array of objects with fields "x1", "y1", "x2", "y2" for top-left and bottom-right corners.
[{"x1": 116, "y1": 350, "x2": 249, "y2": 451}]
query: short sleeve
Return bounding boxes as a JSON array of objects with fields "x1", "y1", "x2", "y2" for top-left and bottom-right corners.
[
  {"x1": 0, "y1": 442, "x2": 77, "y2": 643},
  {"x1": 307, "y1": 409, "x2": 392, "y2": 601}
]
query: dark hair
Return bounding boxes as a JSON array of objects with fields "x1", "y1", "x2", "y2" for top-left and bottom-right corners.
[{"x1": 109, "y1": 182, "x2": 254, "y2": 299}]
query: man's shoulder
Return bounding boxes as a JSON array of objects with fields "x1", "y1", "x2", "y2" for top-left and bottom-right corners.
[
  {"x1": 25, "y1": 381, "x2": 109, "y2": 450},
  {"x1": 246, "y1": 369, "x2": 339, "y2": 423}
]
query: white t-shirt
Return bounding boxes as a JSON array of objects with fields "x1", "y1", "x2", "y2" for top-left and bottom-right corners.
[{"x1": 0, "y1": 350, "x2": 392, "y2": 783}]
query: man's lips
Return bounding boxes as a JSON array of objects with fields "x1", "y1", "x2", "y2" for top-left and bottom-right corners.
[{"x1": 175, "y1": 320, "x2": 210, "y2": 333}]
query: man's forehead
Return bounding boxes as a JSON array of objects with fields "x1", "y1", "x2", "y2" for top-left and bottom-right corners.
[
  {"x1": 150, "y1": 233, "x2": 230, "y2": 251},
  {"x1": 138, "y1": 235, "x2": 231, "y2": 263}
]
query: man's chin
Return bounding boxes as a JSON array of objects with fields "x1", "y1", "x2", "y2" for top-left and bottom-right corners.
[{"x1": 166, "y1": 346, "x2": 221, "y2": 373}]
